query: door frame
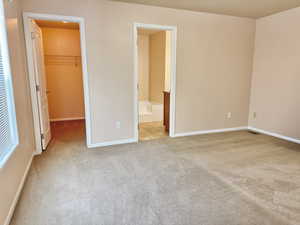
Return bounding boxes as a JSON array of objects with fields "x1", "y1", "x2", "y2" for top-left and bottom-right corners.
[
  {"x1": 133, "y1": 23, "x2": 177, "y2": 140},
  {"x1": 23, "y1": 12, "x2": 92, "y2": 154}
]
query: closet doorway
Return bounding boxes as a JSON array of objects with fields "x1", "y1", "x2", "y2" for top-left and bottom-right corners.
[{"x1": 23, "y1": 13, "x2": 91, "y2": 154}]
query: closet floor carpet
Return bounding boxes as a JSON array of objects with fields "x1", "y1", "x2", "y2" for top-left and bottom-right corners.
[{"x1": 10, "y1": 121, "x2": 300, "y2": 225}]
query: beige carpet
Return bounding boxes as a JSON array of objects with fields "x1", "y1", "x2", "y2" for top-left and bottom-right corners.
[
  {"x1": 173, "y1": 131, "x2": 300, "y2": 225},
  {"x1": 10, "y1": 121, "x2": 299, "y2": 225}
]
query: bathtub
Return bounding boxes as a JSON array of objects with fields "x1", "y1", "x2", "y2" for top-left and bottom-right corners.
[{"x1": 139, "y1": 101, "x2": 163, "y2": 123}]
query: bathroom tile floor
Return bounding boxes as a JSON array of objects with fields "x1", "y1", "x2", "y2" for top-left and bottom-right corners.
[{"x1": 139, "y1": 121, "x2": 168, "y2": 141}]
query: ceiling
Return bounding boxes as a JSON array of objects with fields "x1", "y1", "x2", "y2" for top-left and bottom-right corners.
[
  {"x1": 35, "y1": 20, "x2": 79, "y2": 29},
  {"x1": 110, "y1": 0, "x2": 300, "y2": 18}
]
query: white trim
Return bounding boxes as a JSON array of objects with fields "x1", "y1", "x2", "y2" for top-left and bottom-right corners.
[
  {"x1": 174, "y1": 127, "x2": 248, "y2": 137},
  {"x1": 50, "y1": 117, "x2": 85, "y2": 122},
  {"x1": 133, "y1": 24, "x2": 138, "y2": 142},
  {"x1": 3, "y1": 153, "x2": 33, "y2": 225},
  {"x1": 169, "y1": 27, "x2": 177, "y2": 137},
  {"x1": 88, "y1": 138, "x2": 137, "y2": 148},
  {"x1": 23, "y1": 12, "x2": 92, "y2": 154},
  {"x1": 0, "y1": 143, "x2": 18, "y2": 169},
  {"x1": 248, "y1": 127, "x2": 300, "y2": 144},
  {"x1": 133, "y1": 23, "x2": 177, "y2": 141},
  {"x1": 175, "y1": 126, "x2": 300, "y2": 144}
]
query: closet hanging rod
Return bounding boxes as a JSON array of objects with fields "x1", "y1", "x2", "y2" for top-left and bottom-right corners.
[
  {"x1": 44, "y1": 54, "x2": 81, "y2": 57},
  {"x1": 44, "y1": 55, "x2": 82, "y2": 66}
]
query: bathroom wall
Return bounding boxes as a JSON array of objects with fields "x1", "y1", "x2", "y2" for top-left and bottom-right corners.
[
  {"x1": 164, "y1": 30, "x2": 171, "y2": 92},
  {"x1": 149, "y1": 31, "x2": 166, "y2": 104},
  {"x1": 41, "y1": 27, "x2": 85, "y2": 121},
  {"x1": 138, "y1": 33, "x2": 150, "y2": 101}
]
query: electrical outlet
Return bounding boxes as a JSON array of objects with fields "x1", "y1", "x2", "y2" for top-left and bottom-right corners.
[
  {"x1": 253, "y1": 112, "x2": 257, "y2": 119},
  {"x1": 116, "y1": 121, "x2": 121, "y2": 129},
  {"x1": 227, "y1": 112, "x2": 232, "y2": 119}
]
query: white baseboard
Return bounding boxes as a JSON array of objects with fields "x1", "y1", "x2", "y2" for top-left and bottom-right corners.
[
  {"x1": 88, "y1": 138, "x2": 137, "y2": 148},
  {"x1": 50, "y1": 117, "x2": 85, "y2": 122},
  {"x1": 4, "y1": 153, "x2": 34, "y2": 225},
  {"x1": 174, "y1": 127, "x2": 248, "y2": 138},
  {"x1": 248, "y1": 127, "x2": 300, "y2": 144}
]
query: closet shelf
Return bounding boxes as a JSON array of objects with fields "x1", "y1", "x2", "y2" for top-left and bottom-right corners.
[{"x1": 44, "y1": 55, "x2": 81, "y2": 66}]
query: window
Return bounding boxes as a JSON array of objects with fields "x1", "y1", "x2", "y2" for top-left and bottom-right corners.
[{"x1": 0, "y1": 1, "x2": 18, "y2": 168}]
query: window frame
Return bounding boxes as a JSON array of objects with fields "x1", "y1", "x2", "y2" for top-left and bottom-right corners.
[{"x1": 0, "y1": 0, "x2": 19, "y2": 169}]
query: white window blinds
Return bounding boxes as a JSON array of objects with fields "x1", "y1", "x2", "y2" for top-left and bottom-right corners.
[
  {"x1": 0, "y1": 46, "x2": 12, "y2": 153},
  {"x1": 0, "y1": 1, "x2": 18, "y2": 167}
]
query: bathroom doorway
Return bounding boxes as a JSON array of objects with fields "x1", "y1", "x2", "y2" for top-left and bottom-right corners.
[{"x1": 133, "y1": 23, "x2": 177, "y2": 141}]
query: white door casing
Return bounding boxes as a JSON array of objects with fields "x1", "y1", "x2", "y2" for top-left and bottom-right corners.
[
  {"x1": 30, "y1": 20, "x2": 51, "y2": 149},
  {"x1": 23, "y1": 13, "x2": 93, "y2": 153},
  {"x1": 133, "y1": 23, "x2": 177, "y2": 140}
]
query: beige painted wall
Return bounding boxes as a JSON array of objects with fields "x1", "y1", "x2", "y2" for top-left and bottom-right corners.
[
  {"x1": 138, "y1": 34, "x2": 149, "y2": 101},
  {"x1": 164, "y1": 30, "x2": 171, "y2": 92},
  {"x1": 0, "y1": 0, "x2": 35, "y2": 224},
  {"x1": 249, "y1": 7, "x2": 300, "y2": 140},
  {"x1": 138, "y1": 31, "x2": 170, "y2": 102},
  {"x1": 149, "y1": 31, "x2": 166, "y2": 104},
  {"x1": 22, "y1": 0, "x2": 255, "y2": 141},
  {"x1": 41, "y1": 27, "x2": 85, "y2": 120}
]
